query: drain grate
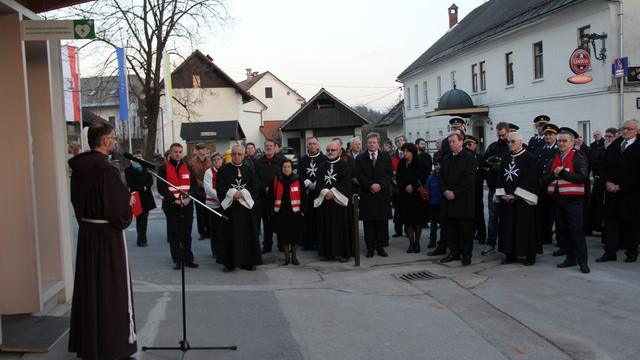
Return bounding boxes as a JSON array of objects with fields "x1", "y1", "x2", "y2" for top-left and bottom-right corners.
[{"x1": 395, "y1": 270, "x2": 441, "y2": 282}]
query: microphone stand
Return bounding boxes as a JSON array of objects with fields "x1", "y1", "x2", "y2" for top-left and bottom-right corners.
[{"x1": 141, "y1": 167, "x2": 236, "y2": 359}]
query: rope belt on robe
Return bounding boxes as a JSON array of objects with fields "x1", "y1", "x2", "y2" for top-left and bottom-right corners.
[{"x1": 80, "y1": 217, "x2": 137, "y2": 344}]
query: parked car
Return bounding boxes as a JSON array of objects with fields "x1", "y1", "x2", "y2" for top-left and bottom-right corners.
[{"x1": 280, "y1": 147, "x2": 299, "y2": 167}]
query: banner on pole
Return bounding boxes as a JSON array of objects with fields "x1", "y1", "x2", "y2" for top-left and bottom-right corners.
[
  {"x1": 61, "y1": 45, "x2": 80, "y2": 123},
  {"x1": 116, "y1": 47, "x2": 129, "y2": 121},
  {"x1": 163, "y1": 51, "x2": 173, "y2": 123}
]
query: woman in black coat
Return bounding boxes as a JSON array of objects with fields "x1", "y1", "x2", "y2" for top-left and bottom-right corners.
[
  {"x1": 124, "y1": 150, "x2": 157, "y2": 246},
  {"x1": 396, "y1": 143, "x2": 428, "y2": 253},
  {"x1": 268, "y1": 159, "x2": 307, "y2": 265}
]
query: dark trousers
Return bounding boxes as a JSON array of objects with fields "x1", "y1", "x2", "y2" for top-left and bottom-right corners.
[
  {"x1": 443, "y1": 218, "x2": 473, "y2": 258},
  {"x1": 194, "y1": 194, "x2": 208, "y2": 237},
  {"x1": 207, "y1": 206, "x2": 226, "y2": 256},
  {"x1": 473, "y1": 188, "x2": 486, "y2": 242},
  {"x1": 260, "y1": 195, "x2": 276, "y2": 249},
  {"x1": 604, "y1": 217, "x2": 640, "y2": 256},
  {"x1": 486, "y1": 188, "x2": 499, "y2": 246},
  {"x1": 429, "y1": 204, "x2": 441, "y2": 242},
  {"x1": 536, "y1": 193, "x2": 556, "y2": 245},
  {"x1": 553, "y1": 197, "x2": 588, "y2": 263},
  {"x1": 135, "y1": 210, "x2": 149, "y2": 245},
  {"x1": 363, "y1": 219, "x2": 389, "y2": 251},
  {"x1": 164, "y1": 205, "x2": 194, "y2": 265}
]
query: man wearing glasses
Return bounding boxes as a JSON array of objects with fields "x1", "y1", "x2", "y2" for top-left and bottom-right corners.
[
  {"x1": 542, "y1": 128, "x2": 590, "y2": 273},
  {"x1": 597, "y1": 119, "x2": 640, "y2": 263}
]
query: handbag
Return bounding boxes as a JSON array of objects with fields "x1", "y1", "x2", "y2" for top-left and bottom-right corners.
[{"x1": 417, "y1": 180, "x2": 430, "y2": 202}]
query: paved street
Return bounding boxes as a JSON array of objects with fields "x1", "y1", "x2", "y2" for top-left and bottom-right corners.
[{"x1": 3, "y1": 206, "x2": 640, "y2": 360}]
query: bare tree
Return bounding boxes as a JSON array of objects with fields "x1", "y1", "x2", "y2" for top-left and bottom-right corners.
[{"x1": 50, "y1": 0, "x2": 231, "y2": 158}]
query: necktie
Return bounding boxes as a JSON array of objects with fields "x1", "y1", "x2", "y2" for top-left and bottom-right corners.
[
  {"x1": 371, "y1": 152, "x2": 377, "y2": 167},
  {"x1": 621, "y1": 140, "x2": 628, "y2": 152}
]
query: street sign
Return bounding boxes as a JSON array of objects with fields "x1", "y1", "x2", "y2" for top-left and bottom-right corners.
[
  {"x1": 612, "y1": 57, "x2": 628, "y2": 78},
  {"x1": 20, "y1": 20, "x2": 95, "y2": 41}
]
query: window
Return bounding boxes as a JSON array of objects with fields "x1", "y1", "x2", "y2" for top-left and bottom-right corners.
[
  {"x1": 108, "y1": 116, "x2": 116, "y2": 126},
  {"x1": 406, "y1": 87, "x2": 411, "y2": 109},
  {"x1": 423, "y1": 81, "x2": 428, "y2": 106},
  {"x1": 533, "y1": 42, "x2": 544, "y2": 79},
  {"x1": 506, "y1": 52, "x2": 514, "y2": 86},
  {"x1": 436, "y1": 76, "x2": 442, "y2": 101},
  {"x1": 425, "y1": 131, "x2": 430, "y2": 140},
  {"x1": 414, "y1": 84, "x2": 419, "y2": 108},
  {"x1": 471, "y1": 64, "x2": 478, "y2": 92},
  {"x1": 192, "y1": 74, "x2": 201, "y2": 87},
  {"x1": 480, "y1": 61, "x2": 486, "y2": 91},
  {"x1": 450, "y1": 71, "x2": 457, "y2": 88},
  {"x1": 265, "y1": 87, "x2": 273, "y2": 98}
]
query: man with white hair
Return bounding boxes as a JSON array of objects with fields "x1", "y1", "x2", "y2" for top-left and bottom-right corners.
[
  {"x1": 495, "y1": 132, "x2": 541, "y2": 266},
  {"x1": 597, "y1": 119, "x2": 640, "y2": 264}
]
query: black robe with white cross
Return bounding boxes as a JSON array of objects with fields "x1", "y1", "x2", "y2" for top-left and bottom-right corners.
[
  {"x1": 216, "y1": 162, "x2": 262, "y2": 268},
  {"x1": 495, "y1": 148, "x2": 542, "y2": 257}
]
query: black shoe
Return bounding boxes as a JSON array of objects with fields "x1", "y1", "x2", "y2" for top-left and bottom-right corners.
[
  {"x1": 523, "y1": 257, "x2": 536, "y2": 266},
  {"x1": 222, "y1": 266, "x2": 233, "y2": 272},
  {"x1": 282, "y1": 257, "x2": 290, "y2": 266},
  {"x1": 185, "y1": 262, "x2": 199, "y2": 268},
  {"x1": 198, "y1": 234, "x2": 206, "y2": 240},
  {"x1": 291, "y1": 256, "x2": 300, "y2": 266},
  {"x1": 377, "y1": 248, "x2": 389, "y2": 257},
  {"x1": 552, "y1": 248, "x2": 566, "y2": 257},
  {"x1": 413, "y1": 244, "x2": 421, "y2": 253},
  {"x1": 461, "y1": 256, "x2": 471, "y2": 266},
  {"x1": 242, "y1": 265, "x2": 257, "y2": 271},
  {"x1": 338, "y1": 257, "x2": 349, "y2": 263},
  {"x1": 579, "y1": 262, "x2": 591, "y2": 273},
  {"x1": 366, "y1": 249, "x2": 375, "y2": 258},
  {"x1": 427, "y1": 247, "x2": 446, "y2": 256},
  {"x1": 440, "y1": 255, "x2": 460, "y2": 263},
  {"x1": 427, "y1": 240, "x2": 436, "y2": 249},
  {"x1": 261, "y1": 246, "x2": 272, "y2": 254},
  {"x1": 501, "y1": 256, "x2": 517, "y2": 265},
  {"x1": 173, "y1": 263, "x2": 181, "y2": 270},
  {"x1": 406, "y1": 243, "x2": 414, "y2": 253},
  {"x1": 624, "y1": 253, "x2": 638, "y2": 263},
  {"x1": 392, "y1": 233, "x2": 402, "y2": 238},
  {"x1": 557, "y1": 258, "x2": 577, "y2": 268},
  {"x1": 137, "y1": 242, "x2": 147, "y2": 247},
  {"x1": 595, "y1": 252, "x2": 617, "y2": 262}
]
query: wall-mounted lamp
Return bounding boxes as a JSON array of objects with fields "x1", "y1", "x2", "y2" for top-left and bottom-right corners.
[{"x1": 583, "y1": 32, "x2": 608, "y2": 61}]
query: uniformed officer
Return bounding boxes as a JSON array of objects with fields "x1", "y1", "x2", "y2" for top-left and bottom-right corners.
[{"x1": 528, "y1": 115, "x2": 550, "y2": 154}]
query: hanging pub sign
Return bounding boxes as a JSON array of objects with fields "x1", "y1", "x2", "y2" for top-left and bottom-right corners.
[{"x1": 568, "y1": 48, "x2": 592, "y2": 84}]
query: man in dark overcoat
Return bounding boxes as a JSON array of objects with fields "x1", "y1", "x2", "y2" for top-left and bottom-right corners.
[
  {"x1": 596, "y1": 119, "x2": 640, "y2": 263},
  {"x1": 356, "y1": 132, "x2": 393, "y2": 258},
  {"x1": 439, "y1": 132, "x2": 476, "y2": 265}
]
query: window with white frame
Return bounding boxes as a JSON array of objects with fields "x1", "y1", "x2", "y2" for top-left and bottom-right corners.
[
  {"x1": 414, "y1": 84, "x2": 419, "y2": 108},
  {"x1": 436, "y1": 76, "x2": 442, "y2": 101},
  {"x1": 406, "y1": 87, "x2": 411, "y2": 109},
  {"x1": 533, "y1": 42, "x2": 543, "y2": 79},
  {"x1": 471, "y1": 64, "x2": 478, "y2": 92},
  {"x1": 506, "y1": 52, "x2": 514, "y2": 86},
  {"x1": 450, "y1": 71, "x2": 456, "y2": 88},
  {"x1": 480, "y1": 61, "x2": 486, "y2": 91},
  {"x1": 423, "y1": 81, "x2": 428, "y2": 106}
]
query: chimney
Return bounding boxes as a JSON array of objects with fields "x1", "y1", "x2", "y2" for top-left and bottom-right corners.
[
  {"x1": 246, "y1": 68, "x2": 252, "y2": 80},
  {"x1": 448, "y1": 4, "x2": 459, "y2": 29}
]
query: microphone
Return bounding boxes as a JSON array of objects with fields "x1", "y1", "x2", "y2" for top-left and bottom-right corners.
[{"x1": 124, "y1": 152, "x2": 156, "y2": 169}]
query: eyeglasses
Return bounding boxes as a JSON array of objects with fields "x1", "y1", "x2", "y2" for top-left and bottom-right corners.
[
  {"x1": 621, "y1": 127, "x2": 638, "y2": 131},
  {"x1": 557, "y1": 139, "x2": 573, "y2": 143},
  {"x1": 231, "y1": 152, "x2": 243, "y2": 156},
  {"x1": 604, "y1": 134, "x2": 614, "y2": 138},
  {"x1": 107, "y1": 136, "x2": 118, "y2": 141},
  {"x1": 507, "y1": 140, "x2": 519, "y2": 144},
  {"x1": 326, "y1": 149, "x2": 337, "y2": 152}
]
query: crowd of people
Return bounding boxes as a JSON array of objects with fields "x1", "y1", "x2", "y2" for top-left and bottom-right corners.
[
  {"x1": 67, "y1": 119, "x2": 639, "y2": 359},
  {"x1": 122, "y1": 117, "x2": 640, "y2": 275}
]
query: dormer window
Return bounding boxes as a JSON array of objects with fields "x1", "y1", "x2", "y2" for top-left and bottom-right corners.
[{"x1": 313, "y1": 98, "x2": 335, "y2": 109}]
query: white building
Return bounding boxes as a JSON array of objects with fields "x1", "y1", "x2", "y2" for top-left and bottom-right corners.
[
  {"x1": 237, "y1": 70, "x2": 305, "y2": 146},
  {"x1": 398, "y1": 0, "x2": 640, "y2": 151}
]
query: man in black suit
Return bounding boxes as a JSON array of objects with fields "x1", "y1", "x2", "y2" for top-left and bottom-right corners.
[
  {"x1": 596, "y1": 119, "x2": 640, "y2": 263},
  {"x1": 355, "y1": 132, "x2": 393, "y2": 258},
  {"x1": 439, "y1": 132, "x2": 476, "y2": 265}
]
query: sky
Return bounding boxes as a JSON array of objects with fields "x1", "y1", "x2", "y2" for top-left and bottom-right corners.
[{"x1": 201, "y1": 0, "x2": 488, "y2": 113}]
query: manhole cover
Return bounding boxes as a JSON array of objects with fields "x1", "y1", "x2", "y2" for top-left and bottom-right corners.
[{"x1": 395, "y1": 270, "x2": 441, "y2": 282}]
